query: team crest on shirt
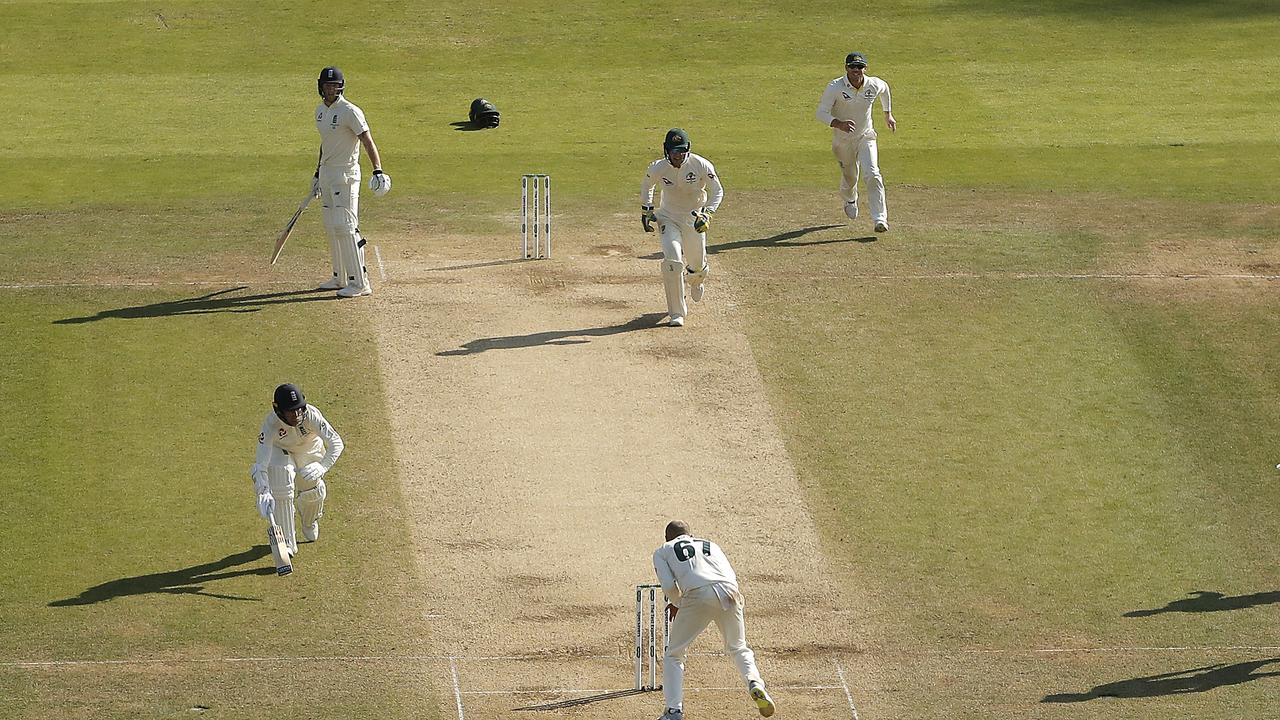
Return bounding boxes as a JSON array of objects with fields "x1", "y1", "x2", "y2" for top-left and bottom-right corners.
[
  {"x1": 331, "y1": 114, "x2": 339, "y2": 128},
  {"x1": 684, "y1": 172, "x2": 698, "y2": 184}
]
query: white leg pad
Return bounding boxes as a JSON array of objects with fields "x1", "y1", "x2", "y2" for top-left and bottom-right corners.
[
  {"x1": 296, "y1": 478, "x2": 326, "y2": 541},
  {"x1": 661, "y1": 259, "x2": 687, "y2": 321},
  {"x1": 266, "y1": 465, "x2": 297, "y2": 554}
]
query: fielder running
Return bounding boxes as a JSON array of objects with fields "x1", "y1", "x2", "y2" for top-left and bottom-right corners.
[
  {"x1": 653, "y1": 520, "x2": 775, "y2": 720},
  {"x1": 815, "y1": 51, "x2": 896, "y2": 233},
  {"x1": 640, "y1": 128, "x2": 723, "y2": 327},
  {"x1": 250, "y1": 383, "x2": 344, "y2": 556},
  {"x1": 313, "y1": 66, "x2": 391, "y2": 298}
]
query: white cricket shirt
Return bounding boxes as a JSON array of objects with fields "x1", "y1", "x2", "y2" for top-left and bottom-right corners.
[
  {"x1": 251, "y1": 404, "x2": 344, "y2": 485},
  {"x1": 653, "y1": 534, "x2": 739, "y2": 602},
  {"x1": 315, "y1": 96, "x2": 369, "y2": 169},
  {"x1": 640, "y1": 153, "x2": 724, "y2": 217},
  {"x1": 816, "y1": 75, "x2": 892, "y2": 140}
]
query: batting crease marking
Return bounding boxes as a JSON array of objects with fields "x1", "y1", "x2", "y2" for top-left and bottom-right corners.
[
  {"x1": 833, "y1": 659, "x2": 861, "y2": 720},
  {"x1": 449, "y1": 656, "x2": 465, "y2": 720},
  {"x1": 374, "y1": 245, "x2": 388, "y2": 282}
]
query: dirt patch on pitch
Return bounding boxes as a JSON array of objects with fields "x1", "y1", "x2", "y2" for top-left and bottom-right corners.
[{"x1": 370, "y1": 227, "x2": 864, "y2": 719}]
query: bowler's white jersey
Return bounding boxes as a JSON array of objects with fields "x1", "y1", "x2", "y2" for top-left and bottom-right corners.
[
  {"x1": 316, "y1": 96, "x2": 369, "y2": 169},
  {"x1": 641, "y1": 153, "x2": 724, "y2": 217},
  {"x1": 653, "y1": 534, "x2": 739, "y2": 603},
  {"x1": 816, "y1": 75, "x2": 892, "y2": 140},
  {"x1": 251, "y1": 405, "x2": 344, "y2": 485}
]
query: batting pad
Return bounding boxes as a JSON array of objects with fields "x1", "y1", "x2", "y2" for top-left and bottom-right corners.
[
  {"x1": 661, "y1": 259, "x2": 687, "y2": 320},
  {"x1": 266, "y1": 465, "x2": 297, "y2": 554}
]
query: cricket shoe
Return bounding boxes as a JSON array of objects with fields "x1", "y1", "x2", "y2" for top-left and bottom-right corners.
[
  {"x1": 844, "y1": 201, "x2": 859, "y2": 220},
  {"x1": 749, "y1": 681, "x2": 775, "y2": 718},
  {"x1": 874, "y1": 221, "x2": 890, "y2": 233},
  {"x1": 301, "y1": 522, "x2": 320, "y2": 543},
  {"x1": 318, "y1": 276, "x2": 345, "y2": 290},
  {"x1": 658, "y1": 709, "x2": 683, "y2": 720},
  {"x1": 669, "y1": 316, "x2": 685, "y2": 327},
  {"x1": 337, "y1": 284, "x2": 373, "y2": 298}
]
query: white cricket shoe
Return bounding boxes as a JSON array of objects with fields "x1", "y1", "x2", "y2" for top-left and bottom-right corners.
[
  {"x1": 318, "y1": 276, "x2": 345, "y2": 290},
  {"x1": 874, "y1": 221, "x2": 889, "y2": 233},
  {"x1": 658, "y1": 709, "x2": 683, "y2": 720},
  {"x1": 337, "y1": 284, "x2": 373, "y2": 298},
  {"x1": 750, "y1": 681, "x2": 775, "y2": 718},
  {"x1": 301, "y1": 522, "x2": 319, "y2": 543},
  {"x1": 844, "y1": 201, "x2": 859, "y2": 220},
  {"x1": 669, "y1": 316, "x2": 685, "y2": 327}
]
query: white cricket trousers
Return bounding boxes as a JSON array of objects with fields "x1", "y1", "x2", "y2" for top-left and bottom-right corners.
[
  {"x1": 663, "y1": 583, "x2": 763, "y2": 711},
  {"x1": 319, "y1": 165, "x2": 370, "y2": 289},
  {"x1": 832, "y1": 132, "x2": 887, "y2": 224}
]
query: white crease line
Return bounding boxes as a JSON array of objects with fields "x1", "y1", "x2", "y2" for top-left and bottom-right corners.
[
  {"x1": 8, "y1": 645, "x2": 1280, "y2": 668},
  {"x1": 449, "y1": 656, "x2": 466, "y2": 720},
  {"x1": 462, "y1": 685, "x2": 843, "y2": 695},
  {"x1": 374, "y1": 245, "x2": 388, "y2": 282},
  {"x1": 833, "y1": 659, "x2": 861, "y2": 720}
]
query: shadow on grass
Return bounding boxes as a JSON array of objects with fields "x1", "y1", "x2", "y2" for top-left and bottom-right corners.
[
  {"x1": 942, "y1": 0, "x2": 1279, "y2": 18},
  {"x1": 49, "y1": 545, "x2": 277, "y2": 606},
  {"x1": 1124, "y1": 590, "x2": 1280, "y2": 617},
  {"x1": 636, "y1": 225, "x2": 873, "y2": 261},
  {"x1": 449, "y1": 121, "x2": 489, "y2": 132},
  {"x1": 437, "y1": 313, "x2": 667, "y2": 356},
  {"x1": 1042, "y1": 658, "x2": 1280, "y2": 702},
  {"x1": 514, "y1": 688, "x2": 647, "y2": 711},
  {"x1": 54, "y1": 286, "x2": 339, "y2": 324}
]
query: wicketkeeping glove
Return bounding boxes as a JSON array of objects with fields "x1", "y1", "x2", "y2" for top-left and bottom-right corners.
[
  {"x1": 368, "y1": 170, "x2": 392, "y2": 197},
  {"x1": 257, "y1": 491, "x2": 275, "y2": 520},
  {"x1": 641, "y1": 205, "x2": 656, "y2": 233},
  {"x1": 692, "y1": 208, "x2": 713, "y2": 233}
]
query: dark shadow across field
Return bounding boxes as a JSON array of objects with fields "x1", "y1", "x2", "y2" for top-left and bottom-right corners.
[
  {"x1": 53, "y1": 286, "x2": 339, "y2": 324},
  {"x1": 48, "y1": 545, "x2": 276, "y2": 606},
  {"x1": 437, "y1": 313, "x2": 667, "y2": 356},
  {"x1": 707, "y1": 225, "x2": 873, "y2": 255},
  {"x1": 1125, "y1": 589, "x2": 1280, "y2": 617},
  {"x1": 1042, "y1": 658, "x2": 1280, "y2": 702}
]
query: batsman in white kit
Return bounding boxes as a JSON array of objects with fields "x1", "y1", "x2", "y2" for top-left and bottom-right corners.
[
  {"x1": 652, "y1": 520, "x2": 775, "y2": 720},
  {"x1": 640, "y1": 128, "x2": 723, "y2": 327},
  {"x1": 816, "y1": 51, "x2": 896, "y2": 233},
  {"x1": 249, "y1": 384, "x2": 344, "y2": 569},
  {"x1": 313, "y1": 66, "x2": 391, "y2": 298}
]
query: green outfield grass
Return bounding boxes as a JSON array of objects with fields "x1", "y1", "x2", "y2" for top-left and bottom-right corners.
[{"x1": 2, "y1": 0, "x2": 1278, "y2": 718}]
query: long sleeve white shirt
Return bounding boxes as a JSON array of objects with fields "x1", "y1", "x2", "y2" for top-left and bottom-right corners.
[
  {"x1": 250, "y1": 405, "x2": 344, "y2": 487},
  {"x1": 640, "y1": 153, "x2": 724, "y2": 218},
  {"x1": 816, "y1": 75, "x2": 892, "y2": 140}
]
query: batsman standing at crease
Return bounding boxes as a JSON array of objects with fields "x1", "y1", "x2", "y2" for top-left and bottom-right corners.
[
  {"x1": 815, "y1": 51, "x2": 896, "y2": 233},
  {"x1": 313, "y1": 66, "x2": 391, "y2": 298},
  {"x1": 640, "y1": 128, "x2": 722, "y2": 327},
  {"x1": 652, "y1": 520, "x2": 775, "y2": 720},
  {"x1": 250, "y1": 384, "x2": 344, "y2": 556}
]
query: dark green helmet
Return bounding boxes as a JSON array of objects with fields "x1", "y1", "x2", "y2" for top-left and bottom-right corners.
[{"x1": 663, "y1": 128, "x2": 691, "y2": 155}]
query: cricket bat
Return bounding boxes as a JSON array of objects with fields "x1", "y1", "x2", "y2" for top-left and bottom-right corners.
[
  {"x1": 270, "y1": 192, "x2": 315, "y2": 265},
  {"x1": 267, "y1": 520, "x2": 293, "y2": 576}
]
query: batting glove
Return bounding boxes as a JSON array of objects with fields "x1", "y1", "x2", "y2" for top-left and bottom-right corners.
[
  {"x1": 368, "y1": 169, "x2": 392, "y2": 197},
  {"x1": 641, "y1": 205, "x2": 656, "y2": 233},
  {"x1": 692, "y1": 208, "x2": 713, "y2": 234},
  {"x1": 298, "y1": 462, "x2": 327, "y2": 485},
  {"x1": 256, "y1": 491, "x2": 275, "y2": 520}
]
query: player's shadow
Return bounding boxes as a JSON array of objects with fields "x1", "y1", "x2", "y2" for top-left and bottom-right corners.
[
  {"x1": 1124, "y1": 590, "x2": 1280, "y2": 617},
  {"x1": 48, "y1": 545, "x2": 277, "y2": 606},
  {"x1": 514, "y1": 688, "x2": 647, "y2": 711},
  {"x1": 54, "y1": 286, "x2": 339, "y2": 324},
  {"x1": 437, "y1": 313, "x2": 667, "y2": 355},
  {"x1": 1041, "y1": 658, "x2": 1280, "y2": 702},
  {"x1": 637, "y1": 225, "x2": 872, "y2": 260},
  {"x1": 449, "y1": 121, "x2": 489, "y2": 132}
]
